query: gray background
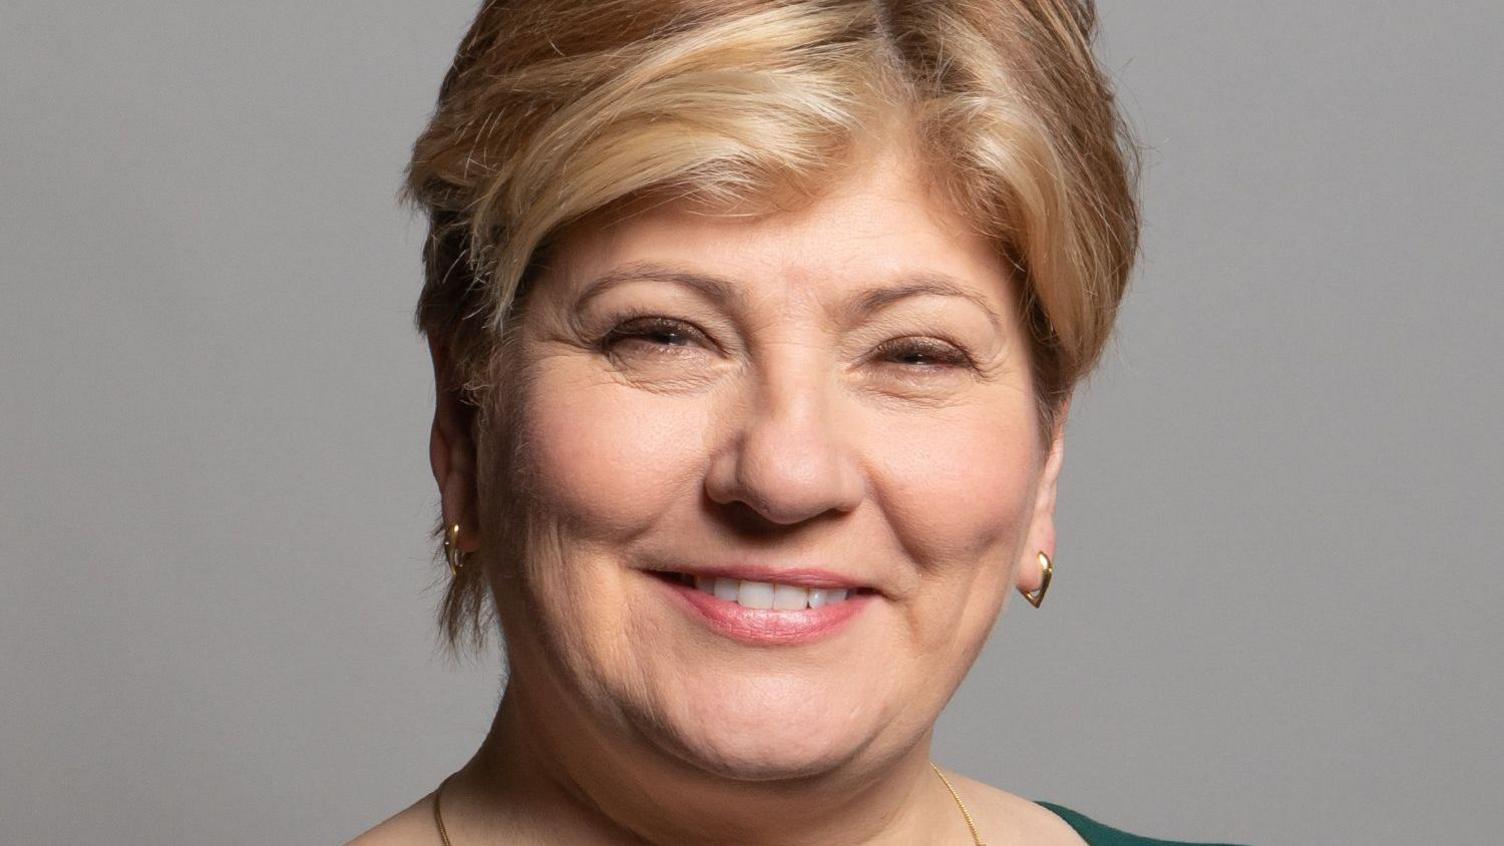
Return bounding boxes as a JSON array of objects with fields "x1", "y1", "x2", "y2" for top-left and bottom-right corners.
[{"x1": 2, "y1": 2, "x2": 1500, "y2": 843}]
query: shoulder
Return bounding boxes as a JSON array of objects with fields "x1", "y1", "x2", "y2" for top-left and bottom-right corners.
[
  {"x1": 941, "y1": 770, "x2": 1247, "y2": 846},
  {"x1": 344, "y1": 790, "x2": 439, "y2": 846},
  {"x1": 942, "y1": 770, "x2": 1088, "y2": 845},
  {"x1": 1034, "y1": 801, "x2": 1250, "y2": 846}
]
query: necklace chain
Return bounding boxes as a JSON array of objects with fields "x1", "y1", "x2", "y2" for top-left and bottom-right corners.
[
  {"x1": 432, "y1": 763, "x2": 983, "y2": 845},
  {"x1": 433, "y1": 773, "x2": 455, "y2": 846},
  {"x1": 929, "y1": 762, "x2": 987, "y2": 846}
]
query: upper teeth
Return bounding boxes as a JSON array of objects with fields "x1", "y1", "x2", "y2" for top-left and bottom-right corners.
[{"x1": 693, "y1": 576, "x2": 850, "y2": 610}]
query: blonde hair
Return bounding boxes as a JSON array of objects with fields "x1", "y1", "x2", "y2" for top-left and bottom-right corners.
[{"x1": 403, "y1": 0, "x2": 1140, "y2": 651}]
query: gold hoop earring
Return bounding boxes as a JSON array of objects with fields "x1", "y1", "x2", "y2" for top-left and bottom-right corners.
[
  {"x1": 443, "y1": 523, "x2": 465, "y2": 576},
  {"x1": 1022, "y1": 551, "x2": 1052, "y2": 608}
]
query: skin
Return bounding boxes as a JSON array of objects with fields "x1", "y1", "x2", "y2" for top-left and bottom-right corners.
[{"x1": 352, "y1": 140, "x2": 1084, "y2": 845}]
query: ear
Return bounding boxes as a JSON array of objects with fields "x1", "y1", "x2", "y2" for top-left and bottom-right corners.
[
  {"x1": 428, "y1": 338, "x2": 481, "y2": 552},
  {"x1": 1015, "y1": 398, "x2": 1069, "y2": 596}
]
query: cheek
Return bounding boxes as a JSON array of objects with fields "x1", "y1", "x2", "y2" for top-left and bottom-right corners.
[
  {"x1": 521, "y1": 364, "x2": 706, "y2": 539},
  {"x1": 872, "y1": 408, "x2": 1041, "y2": 566},
  {"x1": 869, "y1": 406, "x2": 1040, "y2": 666}
]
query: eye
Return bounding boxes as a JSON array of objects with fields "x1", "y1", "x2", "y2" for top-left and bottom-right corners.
[
  {"x1": 599, "y1": 315, "x2": 708, "y2": 356},
  {"x1": 873, "y1": 337, "x2": 976, "y2": 370}
]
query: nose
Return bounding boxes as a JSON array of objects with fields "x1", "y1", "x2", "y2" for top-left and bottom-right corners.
[{"x1": 703, "y1": 355, "x2": 866, "y2": 526}]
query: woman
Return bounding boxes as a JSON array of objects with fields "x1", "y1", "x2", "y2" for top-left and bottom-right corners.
[{"x1": 356, "y1": 1, "x2": 1240, "y2": 843}]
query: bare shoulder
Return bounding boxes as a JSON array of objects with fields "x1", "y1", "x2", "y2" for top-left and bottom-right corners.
[
  {"x1": 942, "y1": 769, "x2": 1088, "y2": 846},
  {"x1": 345, "y1": 790, "x2": 439, "y2": 846}
]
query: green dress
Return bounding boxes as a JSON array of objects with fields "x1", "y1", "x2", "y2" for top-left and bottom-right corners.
[{"x1": 1036, "y1": 802, "x2": 1249, "y2": 846}]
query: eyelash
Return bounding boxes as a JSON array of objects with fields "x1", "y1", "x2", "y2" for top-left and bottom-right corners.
[{"x1": 597, "y1": 313, "x2": 978, "y2": 371}]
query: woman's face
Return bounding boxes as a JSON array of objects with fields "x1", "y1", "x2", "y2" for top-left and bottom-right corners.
[{"x1": 477, "y1": 145, "x2": 1063, "y2": 781}]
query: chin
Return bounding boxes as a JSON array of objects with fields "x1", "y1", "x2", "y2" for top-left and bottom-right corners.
[
  {"x1": 628, "y1": 669, "x2": 892, "y2": 783},
  {"x1": 658, "y1": 722, "x2": 868, "y2": 783}
]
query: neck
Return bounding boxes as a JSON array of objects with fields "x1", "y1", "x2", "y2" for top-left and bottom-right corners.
[{"x1": 449, "y1": 668, "x2": 965, "y2": 846}]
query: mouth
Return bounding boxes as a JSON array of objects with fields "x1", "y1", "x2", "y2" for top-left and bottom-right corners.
[
  {"x1": 644, "y1": 569, "x2": 878, "y2": 646},
  {"x1": 647, "y1": 570, "x2": 877, "y2": 611}
]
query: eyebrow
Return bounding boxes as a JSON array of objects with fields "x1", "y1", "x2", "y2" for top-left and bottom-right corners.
[{"x1": 573, "y1": 260, "x2": 1005, "y2": 333}]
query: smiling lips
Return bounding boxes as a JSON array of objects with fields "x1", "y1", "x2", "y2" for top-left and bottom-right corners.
[
  {"x1": 648, "y1": 568, "x2": 876, "y2": 645},
  {"x1": 682, "y1": 572, "x2": 856, "y2": 609}
]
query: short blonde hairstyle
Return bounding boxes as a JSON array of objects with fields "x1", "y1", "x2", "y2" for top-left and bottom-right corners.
[{"x1": 404, "y1": 0, "x2": 1140, "y2": 650}]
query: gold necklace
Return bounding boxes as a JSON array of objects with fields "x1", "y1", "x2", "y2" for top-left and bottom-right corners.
[
  {"x1": 930, "y1": 762, "x2": 987, "y2": 846},
  {"x1": 433, "y1": 773, "x2": 455, "y2": 846},
  {"x1": 433, "y1": 764, "x2": 983, "y2": 845}
]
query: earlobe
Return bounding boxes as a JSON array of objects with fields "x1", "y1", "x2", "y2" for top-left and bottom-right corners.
[
  {"x1": 1016, "y1": 401, "x2": 1069, "y2": 600},
  {"x1": 428, "y1": 339, "x2": 482, "y2": 552},
  {"x1": 1020, "y1": 551, "x2": 1053, "y2": 608}
]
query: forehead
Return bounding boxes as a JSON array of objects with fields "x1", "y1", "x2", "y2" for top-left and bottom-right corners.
[{"x1": 535, "y1": 145, "x2": 1017, "y2": 321}]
